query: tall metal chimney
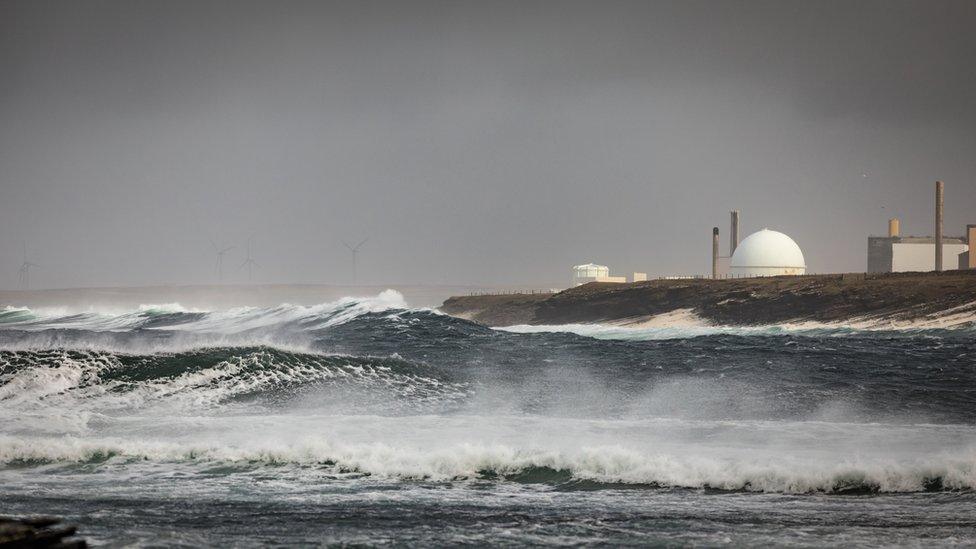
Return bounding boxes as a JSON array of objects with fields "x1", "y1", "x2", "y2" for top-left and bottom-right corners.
[
  {"x1": 935, "y1": 180, "x2": 944, "y2": 271},
  {"x1": 888, "y1": 218, "x2": 900, "y2": 238},
  {"x1": 712, "y1": 227, "x2": 720, "y2": 280},
  {"x1": 730, "y1": 210, "x2": 740, "y2": 256}
]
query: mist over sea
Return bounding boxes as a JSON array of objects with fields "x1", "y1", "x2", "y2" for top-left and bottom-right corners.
[{"x1": 2, "y1": 290, "x2": 976, "y2": 546}]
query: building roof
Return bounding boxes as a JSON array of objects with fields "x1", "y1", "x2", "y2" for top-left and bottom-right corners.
[{"x1": 731, "y1": 229, "x2": 806, "y2": 269}]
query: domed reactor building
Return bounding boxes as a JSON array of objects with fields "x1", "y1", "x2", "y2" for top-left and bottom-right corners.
[{"x1": 730, "y1": 229, "x2": 806, "y2": 277}]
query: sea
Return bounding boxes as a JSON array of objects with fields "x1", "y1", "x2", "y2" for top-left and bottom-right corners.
[{"x1": 2, "y1": 290, "x2": 975, "y2": 547}]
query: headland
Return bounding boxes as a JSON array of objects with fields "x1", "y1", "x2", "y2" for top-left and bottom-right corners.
[{"x1": 440, "y1": 271, "x2": 976, "y2": 328}]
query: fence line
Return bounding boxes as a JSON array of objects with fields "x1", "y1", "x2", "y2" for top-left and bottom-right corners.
[
  {"x1": 467, "y1": 289, "x2": 558, "y2": 296},
  {"x1": 465, "y1": 272, "x2": 885, "y2": 296}
]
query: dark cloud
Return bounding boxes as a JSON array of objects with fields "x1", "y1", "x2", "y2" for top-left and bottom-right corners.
[{"x1": 1, "y1": 0, "x2": 974, "y2": 289}]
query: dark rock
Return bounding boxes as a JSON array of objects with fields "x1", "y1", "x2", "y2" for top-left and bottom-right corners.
[
  {"x1": 0, "y1": 517, "x2": 87, "y2": 549},
  {"x1": 440, "y1": 271, "x2": 976, "y2": 327}
]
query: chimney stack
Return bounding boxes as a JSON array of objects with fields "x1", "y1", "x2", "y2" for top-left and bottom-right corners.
[
  {"x1": 967, "y1": 225, "x2": 976, "y2": 270},
  {"x1": 712, "y1": 227, "x2": 720, "y2": 280},
  {"x1": 888, "y1": 218, "x2": 900, "y2": 238},
  {"x1": 730, "y1": 210, "x2": 740, "y2": 256},
  {"x1": 935, "y1": 181, "x2": 944, "y2": 271}
]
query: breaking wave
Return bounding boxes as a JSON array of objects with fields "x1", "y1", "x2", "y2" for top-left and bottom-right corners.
[
  {"x1": 4, "y1": 291, "x2": 971, "y2": 351},
  {"x1": 498, "y1": 319, "x2": 976, "y2": 341},
  {"x1": 2, "y1": 421, "x2": 974, "y2": 494},
  {"x1": 0, "y1": 346, "x2": 469, "y2": 424},
  {"x1": 0, "y1": 289, "x2": 410, "y2": 335},
  {"x1": 2, "y1": 291, "x2": 976, "y2": 498}
]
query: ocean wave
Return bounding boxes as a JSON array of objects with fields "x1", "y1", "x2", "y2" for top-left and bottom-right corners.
[
  {"x1": 496, "y1": 322, "x2": 835, "y2": 340},
  {"x1": 498, "y1": 319, "x2": 976, "y2": 341},
  {"x1": 3, "y1": 292, "x2": 975, "y2": 500},
  {"x1": 0, "y1": 290, "x2": 471, "y2": 354},
  {"x1": 156, "y1": 289, "x2": 411, "y2": 333},
  {"x1": 0, "y1": 306, "x2": 36, "y2": 324},
  {"x1": 0, "y1": 346, "x2": 469, "y2": 422},
  {"x1": 2, "y1": 433, "x2": 973, "y2": 494},
  {"x1": 494, "y1": 301, "x2": 976, "y2": 341},
  {"x1": 6, "y1": 292, "x2": 970, "y2": 349},
  {"x1": 0, "y1": 290, "x2": 413, "y2": 334}
]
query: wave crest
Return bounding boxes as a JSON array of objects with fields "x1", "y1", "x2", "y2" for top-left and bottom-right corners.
[
  {"x1": 2, "y1": 435, "x2": 973, "y2": 494},
  {"x1": 0, "y1": 346, "x2": 469, "y2": 423},
  {"x1": 0, "y1": 290, "x2": 411, "y2": 334}
]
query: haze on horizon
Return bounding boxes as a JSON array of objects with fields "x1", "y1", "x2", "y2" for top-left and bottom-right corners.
[{"x1": 2, "y1": 0, "x2": 975, "y2": 290}]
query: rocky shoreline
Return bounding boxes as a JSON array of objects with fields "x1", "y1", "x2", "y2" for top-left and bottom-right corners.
[
  {"x1": 0, "y1": 516, "x2": 86, "y2": 548},
  {"x1": 439, "y1": 271, "x2": 976, "y2": 327}
]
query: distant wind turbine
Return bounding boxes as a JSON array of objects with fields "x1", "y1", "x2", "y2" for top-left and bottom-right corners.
[
  {"x1": 18, "y1": 242, "x2": 39, "y2": 290},
  {"x1": 211, "y1": 240, "x2": 235, "y2": 283},
  {"x1": 239, "y1": 237, "x2": 259, "y2": 282},
  {"x1": 342, "y1": 237, "x2": 369, "y2": 284}
]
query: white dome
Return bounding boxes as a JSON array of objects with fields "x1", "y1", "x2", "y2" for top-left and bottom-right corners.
[{"x1": 730, "y1": 229, "x2": 806, "y2": 277}]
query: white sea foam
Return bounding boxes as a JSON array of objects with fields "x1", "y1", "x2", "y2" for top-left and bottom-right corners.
[
  {"x1": 2, "y1": 292, "x2": 974, "y2": 498},
  {"x1": 1, "y1": 415, "x2": 974, "y2": 493},
  {"x1": 159, "y1": 289, "x2": 408, "y2": 334},
  {"x1": 498, "y1": 305, "x2": 976, "y2": 340},
  {"x1": 0, "y1": 348, "x2": 468, "y2": 432},
  {"x1": 0, "y1": 290, "x2": 425, "y2": 353},
  {"x1": 0, "y1": 290, "x2": 409, "y2": 332},
  {"x1": 500, "y1": 321, "x2": 843, "y2": 340}
]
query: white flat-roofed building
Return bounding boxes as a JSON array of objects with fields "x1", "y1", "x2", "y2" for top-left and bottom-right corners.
[
  {"x1": 868, "y1": 236, "x2": 968, "y2": 273},
  {"x1": 572, "y1": 263, "x2": 626, "y2": 286}
]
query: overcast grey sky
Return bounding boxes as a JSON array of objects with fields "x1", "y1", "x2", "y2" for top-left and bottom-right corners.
[{"x1": 1, "y1": 0, "x2": 975, "y2": 289}]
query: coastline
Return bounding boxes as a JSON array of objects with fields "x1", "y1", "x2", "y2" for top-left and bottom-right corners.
[{"x1": 439, "y1": 271, "x2": 976, "y2": 328}]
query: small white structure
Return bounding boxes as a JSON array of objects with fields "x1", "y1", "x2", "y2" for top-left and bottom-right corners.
[
  {"x1": 573, "y1": 263, "x2": 607, "y2": 286},
  {"x1": 730, "y1": 229, "x2": 806, "y2": 277},
  {"x1": 572, "y1": 263, "x2": 626, "y2": 286}
]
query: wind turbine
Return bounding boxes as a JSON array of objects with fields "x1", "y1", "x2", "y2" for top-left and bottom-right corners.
[
  {"x1": 18, "y1": 242, "x2": 39, "y2": 290},
  {"x1": 342, "y1": 237, "x2": 369, "y2": 284},
  {"x1": 239, "y1": 237, "x2": 259, "y2": 282},
  {"x1": 211, "y1": 240, "x2": 235, "y2": 283}
]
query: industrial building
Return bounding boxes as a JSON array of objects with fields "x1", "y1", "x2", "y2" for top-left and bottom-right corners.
[
  {"x1": 730, "y1": 229, "x2": 806, "y2": 277},
  {"x1": 867, "y1": 182, "x2": 972, "y2": 273},
  {"x1": 711, "y1": 210, "x2": 806, "y2": 278},
  {"x1": 572, "y1": 263, "x2": 627, "y2": 286},
  {"x1": 571, "y1": 264, "x2": 647, "y2": 286},
  {"x1": 867, "y1": 232, "x2": 967, "y2": 273}
]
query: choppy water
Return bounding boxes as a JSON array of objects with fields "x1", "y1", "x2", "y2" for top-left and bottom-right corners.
[{"x1": 2, "y1": 290, "x2": 976, "y2": 546}]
